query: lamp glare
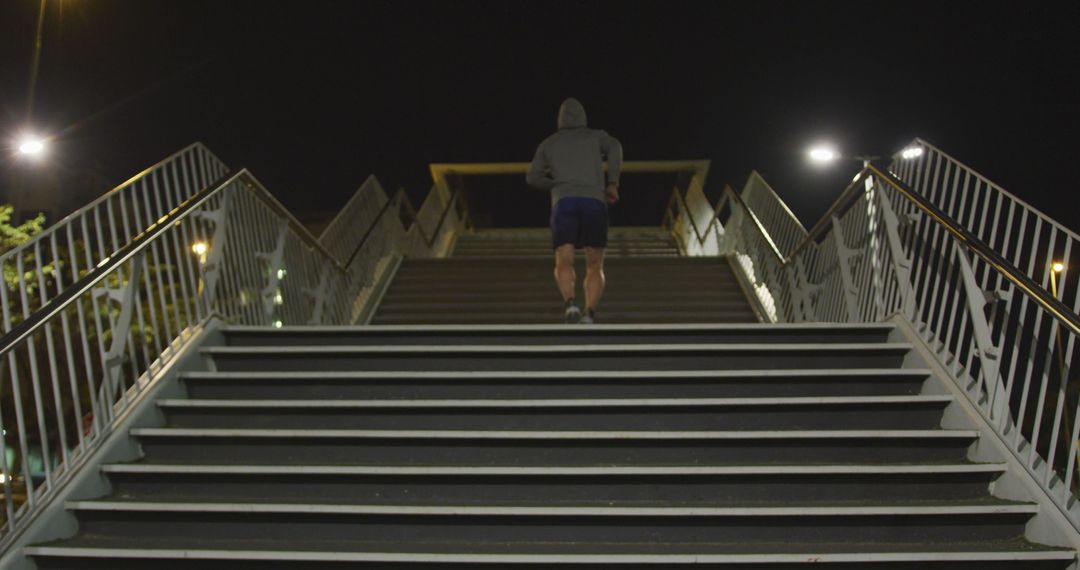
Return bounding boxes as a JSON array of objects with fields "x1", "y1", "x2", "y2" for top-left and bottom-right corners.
[
  {"x1": 901, "y1": 146, "x2": 924, "y2": 160},
  {"x1": 17, "y1": 136, "x2": 46, "y2": 157},
  {"x1": 809, "y1": 147, "x2": 838, "y2": 163}
]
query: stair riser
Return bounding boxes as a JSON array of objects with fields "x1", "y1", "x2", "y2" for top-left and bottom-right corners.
[
  {"x1": 221, "y1": 328, "x2": 896, "y2": 346},
  {"x1": 374, "y1": 304, "x2": 757, "y2": 316},
  {"x1": 379, "y1": 293, "x2": 748, "y2": 305},
  {"x1": 375, "y1": 302, "x2": 756, "y2": 310},
  {"x1": 205, "y1": 351, "x2": 907, "y2": 372},
  {"x1": 183, "y1": 377, "x2": 925, "y2": 400},
  {"x1": 369, "y1": 313, "x2": 760, "y2": 325},
  {"x1": 106, "y1": 472, "x2": 1000, "y2": 503},
  {"x1": 28, "y1": 559, "x2": 1076, "y2": 570},
  {"x1": 160, "y1": 404, "x2": 947, "y2": 430},
  {"x1": 135, "y1": 438, "x2": 975, "y2": 465},
  {"x1": 72, "y1": 512, "x2": 1033, "y2": 544},
  {"x1": 388, "y1": 273, "x2": 738, "y2": 283}
]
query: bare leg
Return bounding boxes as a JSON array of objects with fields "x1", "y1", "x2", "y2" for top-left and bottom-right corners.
[
  {"x1": 584, "y1": 246, "x2": 606, "y2": 312},
  {"x1": 554, "y1": 244, "x2": 576, "y2": 302}
]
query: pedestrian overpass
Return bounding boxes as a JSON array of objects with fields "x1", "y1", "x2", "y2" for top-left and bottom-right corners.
[{"x1": 2, "y1": 140, "x2": 1080, "y2": 568}]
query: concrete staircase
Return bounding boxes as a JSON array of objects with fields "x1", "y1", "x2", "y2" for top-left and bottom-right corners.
[
  {"x1": 373, "y1": 229, "x2": 758, "y2": 324},
  {"x1": 26, "y1": 323, "x2": 1075, "y2": 569}
]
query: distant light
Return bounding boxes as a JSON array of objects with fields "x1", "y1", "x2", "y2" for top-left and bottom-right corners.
[
  {"x1": 273, "y1": 291, "x2": 284, "y2": 306},
  {"x1": 808, "y1": 147, "x2": 839, "y2": 164},
  {"x1": 1052, "y1": 262, "x2": 1066, "y2": 273},
  {"x1": 0, "y1": 473, "x2": 6, "y2": 485},
  {"x1": 17, "y1": 135, "x2": 46, "y2": 157},
  {"x1": 191, "y1": 242, "x2": 208, "y2": 256},
  {"x1": 901, "y1": 146, "x2": 924, "y2": 160},
  {"x1": 276, "y1": 268, "x2": 287, "y2": 280},
  {"x1": 272, "y1": 320, "x2": 283, "y2": 329}
]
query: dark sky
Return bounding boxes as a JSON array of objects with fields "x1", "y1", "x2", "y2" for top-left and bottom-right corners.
[{"x1": 1, "y1": 1, "x2": 1078, "y2": 229}]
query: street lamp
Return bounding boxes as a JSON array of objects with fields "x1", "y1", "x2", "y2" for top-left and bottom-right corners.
[
  {"x1": 808, "y1": 146, "x2": 839, "y2": 164},
  {"x1": 16, "y1": 135, "x2": 47, "y2": 159},
  {"x1": 900, "y1": 146, "x2": 924, "y2": 160}
]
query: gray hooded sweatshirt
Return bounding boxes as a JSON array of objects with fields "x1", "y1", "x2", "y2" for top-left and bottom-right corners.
[{"x1": 526, "y1": 98, "x2": 623, "y2": 206}]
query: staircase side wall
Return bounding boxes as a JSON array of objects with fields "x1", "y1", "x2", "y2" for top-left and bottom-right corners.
[
  {"x1": 890, "y1": 315, "x2": 1080, "y2": 558},
  {"x1": 0, "y1": 320, "x2": 227, "y2": 570}
]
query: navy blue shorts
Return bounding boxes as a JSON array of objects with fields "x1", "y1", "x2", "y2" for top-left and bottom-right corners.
[{"x1": 551, "y1": 197, "x2": 608, "y2": 249}]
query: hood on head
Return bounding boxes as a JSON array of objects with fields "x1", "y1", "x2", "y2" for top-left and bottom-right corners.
[{"x1": 557, "y1": 98, "x2": 587, "y2": 130}]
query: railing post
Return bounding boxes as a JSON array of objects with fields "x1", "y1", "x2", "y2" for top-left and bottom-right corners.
[
  {"x1": 953, "y1": 242, "x2": 1008, "y2": 423},
  {"x1": 192, "y1": 190, "x2": 230, "y2": 311},
  {"x1": 876, "y1": 187, "x2": 917, "y2": 320},
  {"x1": 257, "y1": 222, "x2": 288, "y2": 324},
  {"x1": 831, "y1": 215, "x2": 861, "y2": 322},
  {"x1": 93, "y1": 252, "x2": 146, "y2": 405},
  {"x1": 304, "y1": 266, "x2": 331, "y2": 325}
]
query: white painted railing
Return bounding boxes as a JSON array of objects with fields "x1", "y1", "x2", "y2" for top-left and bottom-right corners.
[
  {"x1": 674, "y1": 160, "x2": 1080, "y2": 533},
  {"x1": 0, "y1": 146, "x2": 468, "y2": 548},
  {"x1": 892, "y1": 138, "x2": 1079, "y2": 316}
]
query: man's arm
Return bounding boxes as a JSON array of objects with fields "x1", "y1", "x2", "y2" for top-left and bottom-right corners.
[
  {"x1": 600, "y1": 131, "x2": 623, "y2": 204},
  {"x1": 525, "y1": 142, "x2": 556, "y2": 190}
]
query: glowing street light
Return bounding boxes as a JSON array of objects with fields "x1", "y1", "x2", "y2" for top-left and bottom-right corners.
[
  {"x1": 16, "y1": 135, "x2": 46, "y2": 158},
  {"x1": 900, "y1": 146, "x2": 924, "y2": 160},
  {"x1": 808, "y1": 146, "x2": 839, "y2": 164},
  {"x1": 191, "y1": 241, "x2": 209, "y2": 264},
  {"x1": 1050, "y1": 261, "x2": 1066, "y2": 301}
]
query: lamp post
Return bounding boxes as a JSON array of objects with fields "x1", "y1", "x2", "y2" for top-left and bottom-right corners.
[{"x1": 27, "y1": 0, "x2": 48, "y2": 120}]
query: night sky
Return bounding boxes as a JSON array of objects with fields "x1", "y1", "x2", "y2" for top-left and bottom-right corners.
[{"x1": 1, "y1": 1, "x2": 1078, "y2": 229}]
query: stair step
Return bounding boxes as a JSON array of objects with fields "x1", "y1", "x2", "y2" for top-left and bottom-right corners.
[
  {"x1": 58, "y1": 499, "x2": 1038, "y2": 546},
  {"x1": 101, "y1": 462, "x2": 1005, "y2": 503},
  {"x1": 201, "y1": 343, "x2": 911, "y2": 372},
  {"x1": 101, "y1": 463, "x2": 1006, "y2": 476},
  {"x1": 157, "y1": 395, "x2": 952, "y2": 408},
  {"x1": 379, "y1": 291, "x2": 747, "y2": 303},
  {"x1": 374, "y1": 301, "x2": 753, "y2": 314},
  {"x1": 28, "y1": 543, "x2": 1076, "y2": 569},
  {"x1": 369, "y1": 311, "x2": 759, "y2": 325},
  {"x1": 130, "y1": 428, "x2": 979, "y2": 466},
  {"x1": 180, "y1": 368, "x2": 929, "y2": 399},
  {"x1": 68, "y1": 500, "x2": 1037, "y2": 517},
  {"x1": 220, "y1": 323, "x2": 898, "y2": 346},
  {"x1": 156, "y1": 395, "x2": 951, "y2": 430}
]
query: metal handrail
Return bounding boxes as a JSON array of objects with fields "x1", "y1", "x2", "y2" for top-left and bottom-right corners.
[
  {"x1": 341, "y1": 188, "x2": 465, "y2": 268},
  {"x1": 775, "y1": 163, "x2": 1080, "y2": 336},
  {"x1": 722, "y1": 185, "x2": 786, "y2": 262},
  {"x1": 1, "y1": 165, "x2": 471, "y2": 359},
  {"x1": 664, "y1": 186, "x2": 718, "y2": 246},
  {"x1": 0, "y1": 142, "x2": 215, "y2": 264},
  {"x1": 663, "y1": 181, "x2": 785, "y2": 263},
  {"x1": 783, "y1": 170, "x2": 872, "y2": 264},
  {"x1": 0, "y1": 168, "x2": 354, "y2": 359},
  {"x1": 867, "y1": 163, "x2": 1080, "y2": 336},
  {"x1": 903, "y1": 138, "x2": 1080, "y2": 242},
  {"x1": 238, "y1": 173, "x2": 347, "y2": 270}
]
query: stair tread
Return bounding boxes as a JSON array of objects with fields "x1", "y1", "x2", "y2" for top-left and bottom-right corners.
[
  {"x1": 67, "y1": 499, "x2": 1037, "y2": 516},
  {"x1": 28, "y1": 540, "x2": 1074, "y2": 561},
  {"x1": 100, "y1": 462, "x2": 1006, "y2": 475},
  {"x1": 221, "y1": 323, "x2": 896, "y2": 332},
  {"x1": 180, "y1": 368, "x2": 929, "y2": 380},
  {"x1": 130, "y1": 428, "x2": 978, "y2": 439},
  {"x1": 156, "y1": 395, "x2": 952, "y2": 408},
  {"x1": 201, "y1": 342, "x2": 913, "y2": 354}
]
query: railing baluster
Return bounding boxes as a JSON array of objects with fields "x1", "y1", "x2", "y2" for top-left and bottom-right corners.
[
  {"x1": 150, "y1": 172, "x2": 185, "y2": 344},
  {"x1": 0, "y1": 276, "x2": 36, "y2": 509}
]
